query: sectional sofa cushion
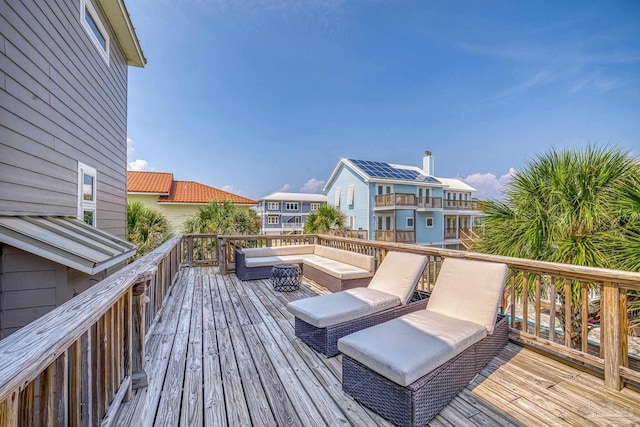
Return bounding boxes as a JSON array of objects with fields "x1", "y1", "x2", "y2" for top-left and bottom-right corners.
[
  {"x1": 240, "y1": 244, "x2": 316, "y2": 258},
  {"x1": 302, "y1": 256, "x2": 373, "y2": 280},
  {"x1": 244, "y1": 254, "x2": 318, "y2": 268},
  {"x1": 313, "y1": 245, "x2": 375, "y2": 273}
]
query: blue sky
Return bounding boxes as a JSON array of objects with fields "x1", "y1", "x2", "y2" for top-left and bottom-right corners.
[{"x1": 125, "y1": 0, "x2": 640, "y2": 201}]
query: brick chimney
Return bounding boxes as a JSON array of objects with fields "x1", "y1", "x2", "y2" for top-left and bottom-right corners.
[{"x1": 423, "y1": 151, "x2": 434, "y2": 176}]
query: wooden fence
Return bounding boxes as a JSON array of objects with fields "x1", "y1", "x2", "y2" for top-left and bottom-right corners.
[{"x1": 0, "y1": 236, "x2": 182, "y2": 426}]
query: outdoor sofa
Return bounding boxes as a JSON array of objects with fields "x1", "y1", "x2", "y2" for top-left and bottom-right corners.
[
  {"x1": 338, "y1": 257, "x2": 509, "y2": 426},
  {"x1": 286, "y1": 251, "x2": 429, "y2": 357},
  {"x1": 235, "y1": 244, "x2": 375, "y2": 292}
]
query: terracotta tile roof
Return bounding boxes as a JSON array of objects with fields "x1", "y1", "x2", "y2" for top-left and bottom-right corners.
[
  {"x1": 158, "y1": 181, "x2": 257, "y2": 205},
  {"x1": 127, "y1": 171, "x2": 173, "y2": 194}
]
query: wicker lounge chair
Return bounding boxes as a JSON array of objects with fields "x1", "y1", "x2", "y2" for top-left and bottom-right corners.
[
  {"x1": 338, "y1": 258, "x2": 509, "y2": 426},
  {"x1": 286, "y1": 251, "x2": 429, "y2": 357}
]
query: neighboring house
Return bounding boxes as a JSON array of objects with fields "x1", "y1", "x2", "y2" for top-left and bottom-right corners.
[
  {"x1": 324, "y1": 151, "x2": 483, "y2": 249},
  {"x1": 127, "y1": 171, "x2": 258, "y2": 233},
  {"x1": 257, "y1": 192, "x2": 327, "y2": 235},
  {"x1": 0, "y1": 0, "x2": 144, "y2": 337}
]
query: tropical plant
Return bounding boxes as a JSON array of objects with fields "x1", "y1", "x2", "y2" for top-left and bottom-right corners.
[
  {"x1": 182, "y1": 200, "x2": 261, "y2": 235},
  {"x1": 476, "y1": 146, "x2": 640, "y2": 347},
  {"x1": 303, "y1": 203, "x2": 346, "y2": 234},
  {"x1": 127, "y1": 201, "x2": 173, "y2": 258}
]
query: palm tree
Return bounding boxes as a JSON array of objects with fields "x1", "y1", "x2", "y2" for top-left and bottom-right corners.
[
  {"x1": 476, "y1": 146, "x2": 640, "y2": 347},
  {"x1": 127, "y1": 201, "x2": 173, "y2": 258},
  {"x1": 183, "y1": 200, "x2": 261, "y2": 235},
  {"x1": 303, "y1": 203, "x2": 346, "y2": 234}
]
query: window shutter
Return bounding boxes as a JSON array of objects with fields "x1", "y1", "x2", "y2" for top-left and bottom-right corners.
[
  {"x1": 334, "y1": 188, "x2": 341, "y2": 206},
  {"x1": 347, "y1": 185, "x2": 355, "y2": 205}
]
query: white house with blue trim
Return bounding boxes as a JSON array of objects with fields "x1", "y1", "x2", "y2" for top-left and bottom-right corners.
[
  {"x1": 323, "y1": 152, "x2": 483, "y2": 249},
  {"x1": 257, "y1": 192, "x2": 328, "y2": 235}
]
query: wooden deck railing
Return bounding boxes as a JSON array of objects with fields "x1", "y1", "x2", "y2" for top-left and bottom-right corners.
[
  {"x1": 374, "y1": 230, "x2": 416, "y2": 243},
  {"x1": 220, "y1": 234, "x2": 640, "y2": 391},
  {"x1": 443, "y1": 199, "x2": 481, "y2": 210},
  {"x1": 416, "y1": 196, "x2": 443, "y2": 209},
  {"x1": 0, "y1": 235, "x2": 183, "y2": 426},
  {"x1": 374, "y1": 193, "x2": 417, "y2": 207}
]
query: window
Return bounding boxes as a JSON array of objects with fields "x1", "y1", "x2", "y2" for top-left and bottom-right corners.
[
  {"x1": 285, "y1": 202, "x2": 299, "y2": 210},
  {"x1": 425, "y1": 217, "x2": 434, "y2": 228},
  {"x1": 267, "y1": 202, "x2": 279, "y2": 210},
  {"x1": 407, "y1": 218, "x2": 414, "y2": 228},
  {"x1": 385, "y1": 186, "x2": 391, "y2": 194},
  {"x1": 347, "y1": 185, "x2": 355, "y2": 206},
  {"x1": 385, "y1": 216, "x2": 391, "y2": 230},
  {"x1": 310, "y1": 203, "x2": 320, "y2": 211},
  {"x1": 377, "y1": 185, "x2": 383, "y2": 195},
  {"x1": 78, "y1": 162, "x2": 97, "y2": 226},
  {"x1": 377, "y1": 216, "x2": 383, "y2": 230},
  {"x1": 268, "y1": 216, "x2": 279, "y2": 224},
  {"x1": 334, "y1": 188, "x2": 341, "y2": 207},
  {"x1": 81, "y1": 0, "x2": 110, "y2": 64}
]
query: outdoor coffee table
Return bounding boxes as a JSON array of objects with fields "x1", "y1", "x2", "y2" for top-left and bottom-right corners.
[{"x1": 271, "y1": 264, "x2": 301, "y2": 292}]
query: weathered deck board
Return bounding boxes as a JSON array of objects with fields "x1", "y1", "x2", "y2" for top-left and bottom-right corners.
[{"x1": 115, "y1": 267, "x2": 640, "y2": 426}]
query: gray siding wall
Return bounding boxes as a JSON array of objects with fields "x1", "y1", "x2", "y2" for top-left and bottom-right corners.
[
  {"x1": 0, "y1": 245, "x2": 63, "y2": 338},
  {"x1": 0, "y1": 0, "x2": 130, "y2": 238}
]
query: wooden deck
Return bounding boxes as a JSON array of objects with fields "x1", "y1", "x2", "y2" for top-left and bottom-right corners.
[{"x1": 115, "y1": 267, "x2": 640, "y2": 426}]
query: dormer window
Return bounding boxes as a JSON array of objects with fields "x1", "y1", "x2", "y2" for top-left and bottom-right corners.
[{"x1": 81, "y1": 0, "x2": 110, "y2": 64}]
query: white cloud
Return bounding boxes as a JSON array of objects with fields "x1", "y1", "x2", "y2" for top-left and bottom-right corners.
[
  {"x1": 463, "y1": 168, "x2": 516, "y2": 200},
  {"x1": 300, "y1": 178, "x2": 326, "y2": 193},
  {"x1": 127, "y1": 137, "x2": 134, "y2": 157},
  {"x1": 128, "y1": 159, "x2": 149, "y2": 171},
  {"x1": 278, "y1": 183, "x2": 295, "y2": 192}
]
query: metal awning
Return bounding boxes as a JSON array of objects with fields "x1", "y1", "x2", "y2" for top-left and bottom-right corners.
[{"x1": 0, "y1": 216, "x2": 136, "y2": 275}]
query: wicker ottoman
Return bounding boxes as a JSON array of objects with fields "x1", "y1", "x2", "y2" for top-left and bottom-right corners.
[{"x1": 271, "y1": 264, "x2": 301, "y2": 292}]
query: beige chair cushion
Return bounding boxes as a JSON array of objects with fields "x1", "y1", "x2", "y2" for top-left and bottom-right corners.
[
  {"x1": 313, "y1": 245, "x2": 375, "y2": 272},
  {"x1": 367, "y1": 251, "x2": 428, "y2": 305},
  {"x1": 426, "y1": 258, "x2": 508, "y2": 334},
  {"x1": 302, "y1": 256, "x2": 373, "y2": 280},
  {"x1": 240, "y1": 245, "x2": 316, "y2": 258},
  {"x1": 337, "y1": 310, "x2": 487, "y2": 386},
  {"x1": 244, "y1": 254, "x2": 317, "y2": 268},
  {"x1": 287, "y1": 287, "x2": 401, "y2": 328}
]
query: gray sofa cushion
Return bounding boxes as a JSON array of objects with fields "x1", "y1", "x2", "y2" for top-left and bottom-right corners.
[
  {"x1": 286, "y1": 287, "x2": 401, "y2": 328},
  {"x1": 338, "y1": 310, "x2": 487, "y2": 387},
  {"x1": 303, "y1": 256, "x2": 373, "y2": 280},
  {"x1": 244, "y1": 254, "x2": 318, "y2": 268}
]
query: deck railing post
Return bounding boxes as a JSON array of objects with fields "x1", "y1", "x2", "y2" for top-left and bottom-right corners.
[
  {"x1": 187, "y1": 235, "x2": 194, "y2": 266},
  {"x1": 602, "y1": 281, "x2": 623, "y2": 390},
  {"x1": 131, "y1": 278, "x2": 151, "y2": 390},
  {"x1": 218, "y1": 236, "x2": 227, "y2": 274}
]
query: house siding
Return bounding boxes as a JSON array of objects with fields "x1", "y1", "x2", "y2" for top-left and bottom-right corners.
[
  {"x1": 0, "y1": 0, "x2": 129, "y2": 238},
  {"x1": 325, "y1": 165, "x2": 369, "y2": 233}
]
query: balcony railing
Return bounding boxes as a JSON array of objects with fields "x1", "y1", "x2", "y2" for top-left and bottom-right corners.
[
  {"x1": 374, "y1": 230, "x2": 415, "y2": 243},
  {"x1": 2, "y1": 233, "x2": 640, "y2": 425},
  {"x1": 416, "y1": 196, "x2": 443, "y2": 209},
  {"x1": 0, "y1": 235, "x2": 183, "y2": 426},
  {"x1": 374, "y1": 193, "x2": 417, "y2": 208},
  {"x1": 443, "y1": 199, "x2": 481, "y2": 210}
]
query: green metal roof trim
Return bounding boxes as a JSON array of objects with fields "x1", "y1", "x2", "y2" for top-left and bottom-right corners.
[{"x1": 0, "y1": 216, "x2": 136, "y2": 275}]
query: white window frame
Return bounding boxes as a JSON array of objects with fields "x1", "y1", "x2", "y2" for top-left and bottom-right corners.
[
  {"x1": 267, "y1": 216, "x2": 279, "y2": 224},
  {"x1": 334, "y1": 188, "x2": 341, "y2": 207},
  {"x1": 406, "y1": 217, "x2": 414, "y2": 228},
  {"x1": 425, "y1": 217, "x2": 434, "y2": 228},
  {"x1": 285, "y1": 202, "x2": 299, "y2": 211},
  {"x1": 267, "y1": 202, "x2": 279, "y2": 210},
  {"x1": 81, "y1": 0, "x2": 110, "y2": 64},
  {"x1": 347, "y1": 185, "x2": 355, "y2": 206},
  {"x1": 78, "y1": 162, "x2": 97, "y2": 226},
  {"x1": 310, "y1": 202, "x2": 321, "y2": 211}
]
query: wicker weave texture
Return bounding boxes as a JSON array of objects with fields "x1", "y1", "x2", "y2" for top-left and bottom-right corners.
[
  {"x1": 234, "y1": 250, "x2": 275, "y2": 280},
  {"x1": 295, "y1": 292, "x2": 429, "y2": 357},
  {"x1": 342, "y1": 315, "x2": 508, "y2": 426}
]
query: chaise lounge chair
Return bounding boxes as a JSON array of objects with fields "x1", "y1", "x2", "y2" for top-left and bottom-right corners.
[
  {"x1": 286, "y1": 251, "x2": 429, "y2": 357},
  {"x1": 338, "y1": 257, "x2": 509, "y2": 426}
]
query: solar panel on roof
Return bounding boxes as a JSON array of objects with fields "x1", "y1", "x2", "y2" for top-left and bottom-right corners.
[{"x1": 349, "y1": 159, "x2": 440, "y2": 183}]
